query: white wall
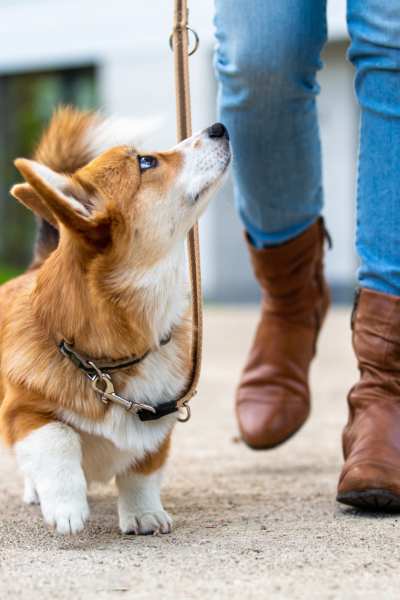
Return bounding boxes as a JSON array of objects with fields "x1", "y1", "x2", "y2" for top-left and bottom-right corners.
[
  {"x1": 0, "y1": 0, "x2": 357, "y2": 301},
  {"x1": 319, "y1": 43, "x2": 358, "y2": 295}
]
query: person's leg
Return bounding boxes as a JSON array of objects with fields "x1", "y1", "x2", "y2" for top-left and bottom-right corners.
[
  {"x1": 214, "y1": 0, "x2": 330, "y2": 449},
  {"x1": 214, "y1": 0, "x2": 327, "y2": 246},
  {"x1": 337, "y1": 0, "x2": 400, "y2": 510},
  {"x1": 350, "y1": 1, "x2": 400, "y2": 295}
]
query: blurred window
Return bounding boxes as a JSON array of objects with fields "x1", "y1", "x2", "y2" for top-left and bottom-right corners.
[{"x1": 0, "y1": 65, "x2": 97, "y2": 282}]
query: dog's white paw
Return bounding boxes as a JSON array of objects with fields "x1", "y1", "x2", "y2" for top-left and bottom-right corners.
[
  {"x1": 41, "y1": 495, "x2": 90, "y2": 535},
  {"x1": 23, "y1": 479, "x2": 40, "y2": 505},
  {"x1": 120, "y1": 510, "x2": 172, "y2": 535}
]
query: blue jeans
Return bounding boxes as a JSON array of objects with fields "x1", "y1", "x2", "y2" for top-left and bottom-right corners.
[{"x1": 214, "y1": 0, "x2": 400, "y2": 295}]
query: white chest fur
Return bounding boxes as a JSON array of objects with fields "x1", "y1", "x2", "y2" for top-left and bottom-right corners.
[
  {"x1": 58, "y1": 244, "x2": 188, "y2": 483},
  {"x1": 59, "y1": 340, "x2": 183, "y2": 483}
]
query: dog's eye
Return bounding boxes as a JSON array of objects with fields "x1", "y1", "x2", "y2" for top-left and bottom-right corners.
[{"x1": 138, "y1": 156, "x2": 158, "y2": 171}]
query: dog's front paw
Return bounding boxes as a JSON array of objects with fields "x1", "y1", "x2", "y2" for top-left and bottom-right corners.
[
  {"x1": 120, "y1": 509, "x2": 172, "y2": 535},
  {"x1": 41, "y1": 495, "x2": 90, "y2": 535}
]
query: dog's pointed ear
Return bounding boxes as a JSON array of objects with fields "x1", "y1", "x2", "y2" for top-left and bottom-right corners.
[
  {"x1": 10, "y1": 182, "x2": 59, "y2": 229},
  {"x1": 14, "y1": 159, "x2": 108, "y2": 243}
]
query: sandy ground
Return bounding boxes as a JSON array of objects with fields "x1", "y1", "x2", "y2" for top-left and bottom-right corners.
[{"x1": 0, "y1": 306, "x2": 399, "y2": 600}]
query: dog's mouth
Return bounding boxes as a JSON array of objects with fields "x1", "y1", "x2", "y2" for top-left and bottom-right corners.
[{"x1": 193, "y1": 153, "x2": 231, "y2": 203}]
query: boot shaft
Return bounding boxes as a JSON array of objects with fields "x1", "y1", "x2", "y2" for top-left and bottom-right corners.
[
  {"x1": 246, "y1": 217, "x2": 330, "y2": 326},
  {"x1": 351, "y1": 288, "x2": 400, "y2": 376}
]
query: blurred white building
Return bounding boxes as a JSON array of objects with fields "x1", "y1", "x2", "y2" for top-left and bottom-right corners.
[{"x1": 0, "y1": 0, "x2": 357, "y2": 301}]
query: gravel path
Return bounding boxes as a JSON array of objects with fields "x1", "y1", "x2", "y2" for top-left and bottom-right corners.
[{"x1": 0, "y1": 307, "x2": 398, "y2": 600}]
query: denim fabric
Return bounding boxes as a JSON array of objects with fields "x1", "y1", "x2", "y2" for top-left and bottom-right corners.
[{"x1": 214, "y1": 0, "x2": 400, "y2": 295}]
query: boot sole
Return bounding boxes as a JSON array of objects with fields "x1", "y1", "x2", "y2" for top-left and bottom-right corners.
[{"x1": 337, "y1": 489, "x2": 400, "y2": 512}]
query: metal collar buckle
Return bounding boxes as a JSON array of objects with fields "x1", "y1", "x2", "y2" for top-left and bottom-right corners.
[{"x1": 88, "y1": 360, "x2": 156, "y2": 415}]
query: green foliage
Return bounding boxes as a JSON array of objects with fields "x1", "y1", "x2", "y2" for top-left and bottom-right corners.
[
  {"x1": 0, "y1": 66, "x2": 97, "y2": 271},
  {"x1": 0, "y1": 264, "x2": 22, "y2": 285}
]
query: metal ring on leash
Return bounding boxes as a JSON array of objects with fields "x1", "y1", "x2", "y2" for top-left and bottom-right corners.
[
  {"x1": 177, "y1": 403, "x2": 191, "y2": 423},
  {"x1": 169, "y1": 26, "x2": 200, "y2": 56}
]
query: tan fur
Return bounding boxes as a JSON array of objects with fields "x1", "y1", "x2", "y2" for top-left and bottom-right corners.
[
  {"x1": 132, "y1": 434, "x2": 171, "y2": 476},
  {"x1": 35, "y1": 105, "x2": 100, "y2": 174}
]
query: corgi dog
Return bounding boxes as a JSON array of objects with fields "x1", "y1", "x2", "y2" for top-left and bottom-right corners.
[{"x1": 0, "y1": 107, "x2": 230, "y2": 535}]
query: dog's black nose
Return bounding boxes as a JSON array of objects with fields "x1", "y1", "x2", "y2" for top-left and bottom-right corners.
[{"x1": 207, "y1": 122, "x2": 229, "y2": 140}]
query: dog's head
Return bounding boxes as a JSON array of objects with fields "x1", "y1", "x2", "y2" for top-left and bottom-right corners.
[{"x1": 12, "y1": 122, "x2": 230, "y2": 267}]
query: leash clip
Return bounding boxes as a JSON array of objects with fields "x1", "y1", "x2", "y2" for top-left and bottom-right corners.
[{"x1": 88, "y1": 361, "x2": 156, "y2": 415}]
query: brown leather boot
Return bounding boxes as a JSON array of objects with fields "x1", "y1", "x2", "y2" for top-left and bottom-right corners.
[
  {"x1": 337, "y1": 288, "x2": 400, "y2": 511},
  {"x1": 236, "y1": 217, "x2": 330, "y2": 449}
]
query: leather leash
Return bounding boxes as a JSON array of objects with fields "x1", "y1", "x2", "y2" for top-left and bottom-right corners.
[
  {"x1": 170, "y1": 0, "x2": 202, "y2": 422},
  {"x1": 58, "y1": 4, "x2": 202, "y2": 423}
]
